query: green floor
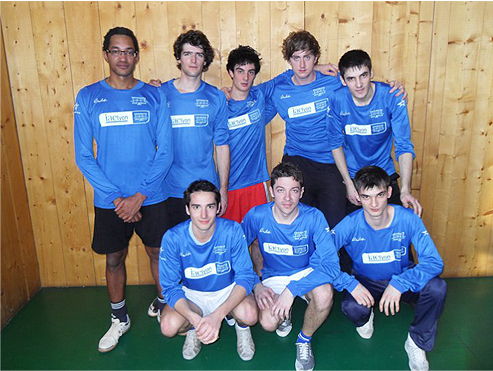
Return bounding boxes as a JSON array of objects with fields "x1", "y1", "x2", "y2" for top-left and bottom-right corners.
[{"x1": 2, "y1": 277, "x2": 492, "y2": 370}]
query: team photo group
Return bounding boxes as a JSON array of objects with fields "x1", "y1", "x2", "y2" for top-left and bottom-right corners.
[{"x1": 74, "y1": 26, "x2": 447, "y2": 371}]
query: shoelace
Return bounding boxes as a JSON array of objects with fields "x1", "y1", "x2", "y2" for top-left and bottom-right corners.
[
  {"x1": 298, "y1": 342, "x2": 311, "y2": 361},
  {"x1": 238, "y1": 329, "x2": 252, "y2": 348}
]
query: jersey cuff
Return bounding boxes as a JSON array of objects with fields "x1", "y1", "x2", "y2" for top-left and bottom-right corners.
[
  {"x1": 389, "y1": 278, "x2": 406, "y2": 293},
  {"x1": 104, "y1": 191, "x2": 124, "y2": 205}
]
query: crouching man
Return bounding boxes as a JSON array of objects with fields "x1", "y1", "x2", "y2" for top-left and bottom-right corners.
[
  {"x1": 331, "y1": 166, "x2": 446, "y2": 371},
  {"x1": 159, "y1": 180, "x2": 258, "y2": 361}
]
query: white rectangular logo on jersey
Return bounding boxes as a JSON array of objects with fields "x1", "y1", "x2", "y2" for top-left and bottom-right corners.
[
  {"x1": 184, "y1": 261, "x2": 231, "y2": 279},
  {"x1": 345, "y1": 122, "x2": 387, "y2": 136},
  {"x1": 288, "y1": 99, "x2": 327, "y2": 118},
  {"x1": 228, "y1": 109, "x2": 260, "y2": 130},
  {"x1": 171, "y1": 114, "x2": 209, "y2": 128},
  {"x1": 99, "y1": 111, "x2": 150, "y2": 127},
  {"x1": 263, "y1": 243, "x2": 308, "y2": 256},
  {"x1": 362, "y1": 248, "x2": 405, "y2": 264}
]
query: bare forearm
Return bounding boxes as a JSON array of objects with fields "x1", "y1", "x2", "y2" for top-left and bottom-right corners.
[
  {"x1": 215, "y1": 144, "x2": 230, "y2": 191},
  {"x1": 398, "y1": 152, "x2": 414, "y2": 193},
  {"x1": 212, "y1": 285, "x2": 246, "y2": 319},
  {"x1": 332, "y1": 147, "x2": 353, "y2": 186}
]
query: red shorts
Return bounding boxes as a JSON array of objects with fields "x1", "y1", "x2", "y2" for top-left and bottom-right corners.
[{"x1": 222, "y1": 182, "x2": 269, "y2": 223}]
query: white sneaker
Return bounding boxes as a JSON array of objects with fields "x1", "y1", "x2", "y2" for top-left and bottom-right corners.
[
  {"x1": 356, "y1": 309, "x2": 374, "y2": 339},
  {"x1": 148, "y1": 297, "x2": 160, "y2": 317},
  {"x1": 276, "y1": 318, "x2": 293, "y2": 337},
  {"x1": 182, "y1": 329, "x2": 201, "y2": 360},
  {"x1": 98, "y1": 315, "x2": 130, "y2": 353},
  {"x1": 225, "y1": 314, "x2": 236, "y2": 326},
  {"x1": 295, "y1": 341, "x2": 315, "y2": 371},
  {"x1": 404, "y1": 333, "x2": 429, "y2": 371},
  {"x1": 235, "y1": 323, "x2": 255, "y2": 361}
]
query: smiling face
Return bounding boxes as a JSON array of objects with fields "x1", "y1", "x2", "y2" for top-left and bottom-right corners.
[
  {"x1": 358, "y1": 185, "x2": 392, "y2": 219},
  {"x1": 229, "y1": 63, "x2": 256, "y2": 96},
  {"x1": 289, "y1": 50, "x2": 318, "y2": 84},
  {"x1": 178, "y1": 43, "x2": 206, "y2": 78},
  {"x1": 103, "y1": 35, "x2": 139, "y2": 78},
  {"x1": 341, "y1": 65, "x2": 374, "y2": 104},
  {"x1": 270, "y1": 176, "x2": 304, "y2": 219},
  {"x1": 186, "y1": 191, "x2": 218, "y2": 239}
]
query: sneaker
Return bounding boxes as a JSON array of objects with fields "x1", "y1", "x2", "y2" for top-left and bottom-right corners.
[
  {"x1": 182, "y1": 329, "x2": 201, "y2": 360},
  {"x1": 404, "y1": 333, "x2": 429, "y2": 371},
  {"x1": 295, "y1": 341, "x2": 315, "y2": 371},
  {"x1": 148, "y1": 297, "x2": 160, "y2": 317},
  {"x1": 356, "y1": 309, "x2": 374, "y2": 339},
  {"x1": 98, "y1": 315, "x2": 131, "y2": 353},
  {"x1": 276, "y1": 318, "x2": 293, "y2": 337},
  {"x1": 235, "y1": 323, "x2": 255, "y2": 361},
  {"x1": 225, "y1": 314, "x2": 236, "y2": 327}
]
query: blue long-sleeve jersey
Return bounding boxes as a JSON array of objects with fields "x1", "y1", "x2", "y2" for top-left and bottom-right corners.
[
  {"x1": 331, "y1": 206, "x2": 444, "y2": 293},
  {"x1": 326, "y1": 81, "x2": 415, "y2": 178},
  {"x1": 241, "y1": 202, "x2": 351, "y2": 297},
  {"x1": 264, "y1": 71, "x2": 343, "y2": 163},
  {"x1": 74, "y1": 80, "x2": 173, "y2": 208},
  {"x1": 160, "y1": 80, "x2": 229, "y2": 198},
  {"x1": 159, "y1": 218, "x2": 256, "y2": 308}
]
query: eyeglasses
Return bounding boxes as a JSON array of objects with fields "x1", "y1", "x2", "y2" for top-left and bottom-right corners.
[{"x1": 106, "y1": 49, "x2": 138, "y2": 57}]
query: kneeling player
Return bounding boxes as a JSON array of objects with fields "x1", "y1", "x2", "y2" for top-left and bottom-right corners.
[{"x1": 159, "y1": 180, "x2": 258, "y2": 361}]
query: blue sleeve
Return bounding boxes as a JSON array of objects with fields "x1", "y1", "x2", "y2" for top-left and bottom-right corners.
[
  {"x1": 265, "y1": 101, "x2": 278, "y2": 123},
  {"x1": 389, "y1": 216, "x2": 443, "y2": 293},
  {"x1": 159, "y1": 231, "x2": 186, "y2": 308},
  {"x1": 230, "y1": 223, "x2": 256, "y2": 295},
  {"x1": 326, "y1": 95, "x2": 345, "y2": 150},
  {"x1": 74, "y1": 88, "x2": 123, "y2": 204},
  {"x1": 257, "y1": 70, "x2": 292, "y2": 100},
  {"x1": 213, "y1": 92, "x2": 229, "y2": 146},
  {"x1": 389, "y1": 94, "x2": 415, "y2": 160},
  {"x1": 241, "y1": 207, "x2": 259, "y2": 246},
  {"x1": 137, "y1": 89, "x2": 174, "y2": 198}
]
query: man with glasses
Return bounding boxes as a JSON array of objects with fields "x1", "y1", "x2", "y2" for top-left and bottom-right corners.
[{"x1": 74, "y1": 27, "x2": 173, "y2": 353}]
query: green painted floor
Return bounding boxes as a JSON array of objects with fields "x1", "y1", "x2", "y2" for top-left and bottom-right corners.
[{"x1": 2, "y1": 277, "x2": 492, "y2": 370}]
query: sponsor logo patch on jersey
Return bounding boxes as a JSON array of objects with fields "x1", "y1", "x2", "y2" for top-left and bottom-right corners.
[
  {"x1": 196, "y1": 99, "x2": 209, "y2": 108},
  {"x1": 288, "y1": 99, "x2": 328, "y2": 118},
  {"x1": 263, "y1": 243, "x2": 308, "y2": 256},
  {"x1": 228, "y1": 109, "x2": 261, "y2": 130},
  {"x1": 184, "y1": 261, "x2": 231, "y2": 279},
  {"x1": 131, "y1": 97, "x2": 148, "y2": 106},
  {"x1": 345, "y1": 122, "x2": 387, "y2": 136},
  {"x1": 99, "y1": 111, "x2": 150, "y2": 127},
  {"x1": 171, "y1": 114, "x2": 209, "y2": 128},
  {"x1": 362, "y1": 247, "x2": 406, "y2": 264}
]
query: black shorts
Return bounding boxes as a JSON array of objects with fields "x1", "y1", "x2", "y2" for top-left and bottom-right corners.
[
  {"x1": 163, "y1": 197, "x2": 190, "y2": 231},
  {"x1": 92, "y1": 201, "x2": 167, "y2": 255}
]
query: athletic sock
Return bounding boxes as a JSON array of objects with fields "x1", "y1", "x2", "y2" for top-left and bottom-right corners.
[
  {"x1": 157, "y1": 297, "x2": 166, "y2": 311},
  {"x1": 236, "y1": 322, "x2": 248, "y2": 329},
  {"x1": 111, "y1": 299, "x2": 128, "y2": 322},
  {"x1": 296, "y1": 330, "x2": 312, "y2": 344}
]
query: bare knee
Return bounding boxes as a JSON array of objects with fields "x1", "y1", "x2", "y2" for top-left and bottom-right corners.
[
  {"x1": 309, "y1": 284, "x2": 334, "y2": 311},
  {"x1": 233, "y1": 296, "x2": 258, "y2": 326},
  {"x1": 160, "y1": 309, "x2": 185, "y2": 338},
  {"x1": 259, "y1": 310, "x2": 280, "y2": 332},
  {"x1": 106, "y1": 250, "x2": 127, "y2": 272}
]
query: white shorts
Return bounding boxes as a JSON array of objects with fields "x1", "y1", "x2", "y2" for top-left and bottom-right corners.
[
  {"x1": 262, "y1": 267, "x2": 314, "y2": 302},
  {"x1": 183, "y1": 282, "x2": 236, "y2": 317}
]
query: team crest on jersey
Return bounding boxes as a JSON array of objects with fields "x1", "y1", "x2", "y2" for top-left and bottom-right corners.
[
  {"x1": 312, "y1": 87, "x2": 326, "y2": 97},
  {"x1": 213, "y1": 245, "x2": 226, "y2": 255},
  {"x1": 246, "y1": 99, "x2": 256, "y2": 108},
  {"x1": 94, "y1": 98, "x2": 107, "y2": 104},
  {"x1": 196, "y1": 99, "x2": 209, "y2": 108},
  {"x1": 369, "y1": 109, "x2": 384, "y2": 119},
  {"x1": 131, "y1": 97, "x2": 148, "y2": 106},
  {"x1": 293, "y1": 230, "x2": 308, "y2": 241},
  {"x1": 391, "y1": 232, "x2": 406, "y2": 242}
]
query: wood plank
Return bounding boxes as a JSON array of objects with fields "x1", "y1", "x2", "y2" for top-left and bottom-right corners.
[
  {"x1": 371, "y1": 1, "x2": 391, "y2": 82},
  {"x1": 2, "y1": 1, "x2": 67, "y2": 286},
  {"x1": 305, "y1": 2, "x2": 340, "y2": 64},
  {"x1": 217, "y1": 2, "x2": 236, "y2": 86},
  {"x1": 201, "y1": 2, "x2": 221, "y2": 87}
]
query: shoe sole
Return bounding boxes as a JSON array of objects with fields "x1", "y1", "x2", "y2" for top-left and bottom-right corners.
[
  {"x1": 98, "y1": 323, "x2": 131, "y2": 353},
  {"x1": 239, "y1": 352, "x2": 254, "y2": 361},
  {"x1": 148, "y1": 307, "x2": 158, "y2": 317},
  {"x1": 276, "y1": 326, "x2": 292, "y2": 337},
  {"x1": 295, "y1": 359, "x2": 314, "y2": 371}
]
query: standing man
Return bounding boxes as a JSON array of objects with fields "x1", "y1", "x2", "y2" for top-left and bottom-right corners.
[
  {"x1": 159, "y1": 30, "x2": 230, "y2": 232},
  {"x1": 74, "y1": 27, "x2": 173, "y2": 352},
  {"x1": 327, "y1": 49, "x2": 422, "y2": 216},
  {"x1": 159, "y1": 180, "x2": 257, "y2": 361},
  {"x1": 242, "y1": 162, "x2": 350, "y2": 371},
  {"x1": 331, "y1": 166, "x2": 446, "y2": 371}
]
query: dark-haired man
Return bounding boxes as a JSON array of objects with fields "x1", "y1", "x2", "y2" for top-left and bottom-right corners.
[
  {"x1": 159, "y1": 180, "x2": 257, "y2": 361},
  {"x1": 74, "y1": 27, "x2": 173, "y2": 352},
  {"x1": 327, "y1": 49, "x2": 422, "y2": 216},
  {"x1": 331, "y1": 166, "x2": 446, "y2": 371},
  {"x1": 242, "y1": 162, "x2": 349, "y2": 371}
]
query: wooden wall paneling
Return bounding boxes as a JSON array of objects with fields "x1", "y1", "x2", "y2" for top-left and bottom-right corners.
[
  {"x1": 475, "y1": 2, "x2": 493, "y2": 276},
  {"x1": 371, "y1": 2, "x2": 391, "y2": 82},
  {"x1": 29, "y1": 2, "x2": 96, "y2": 286},
  {"x1": 2, "y1": 2, "x2": 67, "y2": 286},
  {"x1": 388, "y1": 2, "x2": 407, "y2": 83},
  {"x1": 269, "y1": 1, "x2": 304, "y2": 167},
  {"x1": 134, "y1": 2, "x2": 172, "y2": 84},
  {"x1": 201, "y1": 2, "x2": 221, "y2": 87},
  {"x1": 217, "y1": 2, "x2": 236, "y2": 86},
  {"x1": 1, "y1": 26, "x2": 40, "y2": 297},
  {"x1": 98, "y1": 1, "x2": 139, "y2": 79},
  {"x1": 64, "y1": 1, "x2": 107, "y2": 285},
  {"x1": 304, "y1": 2, "x2": 340, "y2": 64},
  {"x1": 337, "y1": 2, "x2": 373, "y2": 58},
  {"x1": 458, "y1": 2, "x2": 493, "y2": 277}
]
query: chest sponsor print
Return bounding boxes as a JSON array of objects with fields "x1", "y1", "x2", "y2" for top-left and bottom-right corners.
[
  {"x1": 362, "y1": 247, "x2": 407, "y2": 264},
  {"x1": 228, "y1": 109, "x2": 261, "y2": 130},
  {"x1": 184, "y1": 261, "x2": 231, "y2": 279},
  {"x1": 345, "y1": 122, "x2": 387, "y2": 136},
  {"x1": 99, "y1": 110, "x2": 150, "y2": 127},
  {"x1": 263, "y1": 242, "x2": 309, "y2": 256},
  {"x1": 287, "y1": 99, "x2": 328, "y2": 118},
  {"x1": 171, "y1": 114, "x2": 209, "y2": 128}
]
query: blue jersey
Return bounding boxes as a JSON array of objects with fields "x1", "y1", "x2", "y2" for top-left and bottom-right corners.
[
  {"x1": 331, "y1": 206, "x2": 444, "y2": 293},
  {"x1": 160, "y1": 80, "x2": 229, "y2": 198},
  {"x1": 327, "y1": 81, "x2": 415, "y2": 177},
  {"x1": 74, "y1": 80, "x2": 173, "y2": 209},
  {"x1": 241, "y1": 202, "x2": 350, "y2": 297},
  {"x1": 159, "y1": 218, "x2": 256, "y2": 308},
  {"x1": 265, "y1": 71, "x2": 343, "y2": 163}
]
